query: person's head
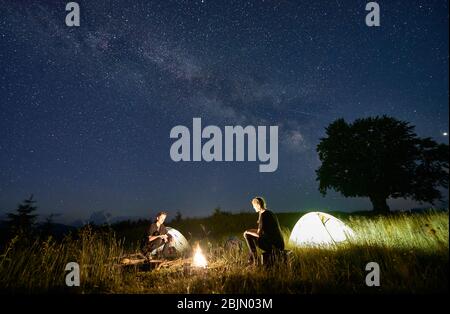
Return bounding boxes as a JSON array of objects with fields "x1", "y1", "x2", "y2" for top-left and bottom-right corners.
[
  {"x1": 155, "y1": 211, "x2": 167, "y2": 224},
  {"x1": 251, "y1": 197, "x2": 266, "y2": 213}
]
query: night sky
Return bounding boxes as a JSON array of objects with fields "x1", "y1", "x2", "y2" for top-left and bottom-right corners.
[{"x1": 0, "y1": 0, "x2": 448, "y2": 224}]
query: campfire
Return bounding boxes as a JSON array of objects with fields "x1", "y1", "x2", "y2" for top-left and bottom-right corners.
[{"x1": 192, "y1": 244, "x2": 207, "y2": 268}]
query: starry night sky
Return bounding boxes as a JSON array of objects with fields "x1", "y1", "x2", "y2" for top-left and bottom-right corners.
[{"x1": 0, "y1": 0, "x2": 448, "y2": 224}]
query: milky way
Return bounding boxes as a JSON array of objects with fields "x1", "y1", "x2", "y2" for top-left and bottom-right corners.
[{"x1": 0, "y1": 0, "x2": 448, "y2": 223}]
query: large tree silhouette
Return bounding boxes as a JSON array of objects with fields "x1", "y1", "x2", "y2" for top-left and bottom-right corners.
[{"x1": 316, "y1": 115, "x2": 449, "y2": 213}]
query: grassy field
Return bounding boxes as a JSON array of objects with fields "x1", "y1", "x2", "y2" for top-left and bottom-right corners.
[{"x1": 0, "y1": 211, "x2": 448, "y2": 294}]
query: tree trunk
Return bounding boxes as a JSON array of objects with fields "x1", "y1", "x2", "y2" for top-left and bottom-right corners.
[{"x1": 369, "y1": 195, "x2": 390, "y2": 214}]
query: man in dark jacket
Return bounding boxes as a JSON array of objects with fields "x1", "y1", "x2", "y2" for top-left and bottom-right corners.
[
  {"x1": 142, "y1": 211, "x2": 174, "y2": 259},
  {"x1": 243, "y1": 197, "x2": 285, "y2": 265}
]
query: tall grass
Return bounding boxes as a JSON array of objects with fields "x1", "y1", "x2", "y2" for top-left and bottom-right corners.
[
  {"x1": 0, "y1": 212, "x2": 448, "y2": 293},
  {"x1": 0, "y1": 226, "x2": 140, "y2": 293}
]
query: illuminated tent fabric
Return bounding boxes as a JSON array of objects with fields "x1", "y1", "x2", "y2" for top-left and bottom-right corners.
[
  {"x1": 151, "y1": 227, "x2": 190, "y2": 254},
  {"x1": 289, "y1": 212, "x2": 355, "y2": 247}
]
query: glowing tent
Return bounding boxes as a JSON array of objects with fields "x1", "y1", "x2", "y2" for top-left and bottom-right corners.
[{"x1": 289, "y1": 212, "x2": 355, "y2": 247}]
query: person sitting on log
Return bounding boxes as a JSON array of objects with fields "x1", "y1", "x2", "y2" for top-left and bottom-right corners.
[
  {"x1": 243, "y1": 197, "x2": 285, "y2": 265},
  {"x1": 142, "y1": 211, "x2": 175, "y2": 259}
]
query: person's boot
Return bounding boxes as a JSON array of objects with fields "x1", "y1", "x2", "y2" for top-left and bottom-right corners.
[{"x1": 142, "y1": 250, "x2": 152, "y2": 262}]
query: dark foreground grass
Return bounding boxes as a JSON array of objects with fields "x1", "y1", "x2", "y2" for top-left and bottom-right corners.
[{"x1": 0, "y1": 211, "x2": 448, "y2": 294}]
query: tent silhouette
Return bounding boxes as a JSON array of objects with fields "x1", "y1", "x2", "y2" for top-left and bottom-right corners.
[
  {"x1": 151, "y1": 227, "x2": 190, "y2": 255},
  {"x1": 167, "y1": 227, "x2": 190, "y2": 252}
]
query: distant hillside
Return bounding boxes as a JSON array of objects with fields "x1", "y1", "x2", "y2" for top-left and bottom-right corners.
[
  {"x1": 109, "y1": 208, "x2": 448, "y2": 247},
  {"x1": 109, "y1": 210, "x2": 372, "y2": 246},
  {"x1": 1, "y1": 207, "x2": 445, "y2": 248}
]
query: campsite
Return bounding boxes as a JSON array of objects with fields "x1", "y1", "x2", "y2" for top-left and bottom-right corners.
[
  {"x1": 0, "y1": 209, "x2": 447, "y2": 294},
  {"x1": 1, "y1": 0, "x2": 448, "y2": 297}
]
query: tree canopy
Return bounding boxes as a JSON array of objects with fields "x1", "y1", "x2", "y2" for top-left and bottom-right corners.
[{"x1": 316, "y1": 115, "x2": 449, "y2": 213}]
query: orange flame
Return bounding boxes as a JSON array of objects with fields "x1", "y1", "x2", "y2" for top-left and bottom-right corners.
[{"x1": 192, "y1": 244, "x2": 207, "y2": 268}]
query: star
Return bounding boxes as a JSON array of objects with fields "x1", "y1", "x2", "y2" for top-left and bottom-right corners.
[{"x1": 0, "y1": 0, "x2": 447, "y2": 222}]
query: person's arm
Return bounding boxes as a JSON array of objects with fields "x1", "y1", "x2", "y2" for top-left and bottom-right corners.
[
  {"x1": 159, "y1": 225, "x2": 169, "y2": 242},
  {"x1": 245, "y1": 229, "x2": 259, "y2": 237},
  {"x1": 149, "y1": 234, "x2": 164, "y2": 242},
  {"x1": 257, "y1": 212, "x2": 266, "y2": 237},
  {"x1": 147, "y1": 224, "x2": 164, "y2": 242},
  {"x1": 244, "y1": 214, "x2": 262, "y2": 237},
  {"x1": 246, "y1": 213, "x2": 263, "y2": 237}
]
